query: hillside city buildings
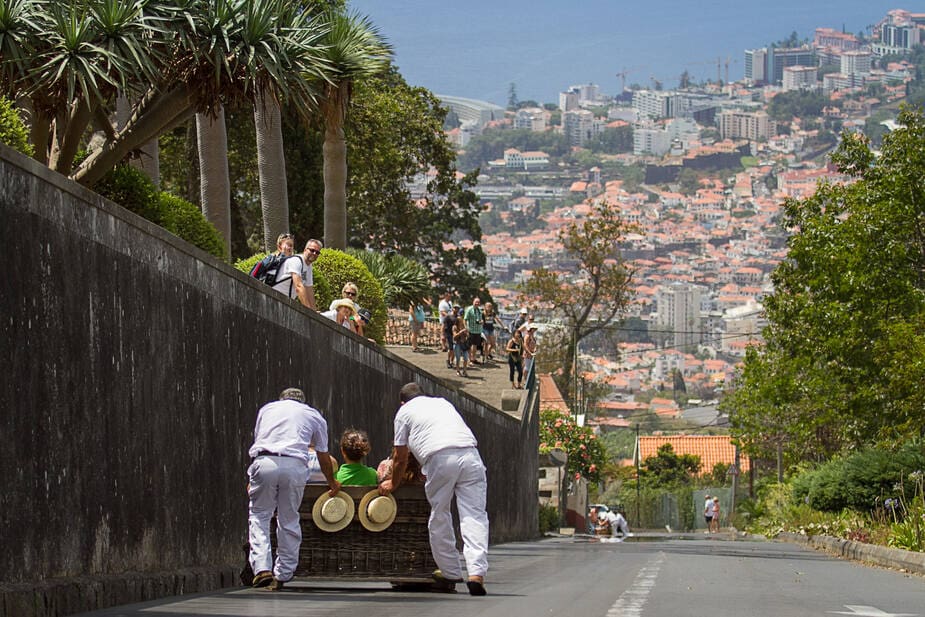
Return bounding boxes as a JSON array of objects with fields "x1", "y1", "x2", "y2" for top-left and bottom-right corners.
[{"x1": 434, "y1": 7, "x2": 916, "y2": 423}]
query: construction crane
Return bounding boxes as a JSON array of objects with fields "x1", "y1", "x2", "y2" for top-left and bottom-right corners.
[{"x1": 615, "y1": 65, "x2": 645, "y2": 92}]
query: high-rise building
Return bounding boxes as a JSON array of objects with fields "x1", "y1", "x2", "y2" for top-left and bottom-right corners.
[
  {"x1": 632, "y1": 90, "x2": 683, "y2": 120},
  {"x1": 655, "y1": 284, "x2": 703, "y2": 351},
  {"x1": 744, "y1": 48, "x2": 768, "y2": 84},
  {"x1": 718, "y1": 110, "x2": 776, "y2": 141},
  {"x1": 563, "y1": 109, "x2": 601, "y2": 147},
  {"x1": 782, "y1": 65, "x2": 818, "y2": 91},
  {"x1": 840, "y1": 50, "x2": 872, "y2": 76},
  {"x1": 767, "y1": 47, "x2": 816, "y2": 85},
  {"x1": 514, "y1": 107, "x2": 547, "y2": 131},
  {"x1": 559, "y1": 89, "x2": 580, "y2": 112}
]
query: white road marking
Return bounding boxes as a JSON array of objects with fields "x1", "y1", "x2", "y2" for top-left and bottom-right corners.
[
  {"x1": 828, "y1": 606, "x2": 918, "y2": 617},
  {"x1": 605, "y1": 552, "x2": 665, "y2": 617}
]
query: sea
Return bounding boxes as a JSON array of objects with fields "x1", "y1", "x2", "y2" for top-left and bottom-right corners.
[{"x1": 349, "y1": 0, "x2": 911, "y2": 107}]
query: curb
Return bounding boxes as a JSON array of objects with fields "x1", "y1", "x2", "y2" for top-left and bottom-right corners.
[{"x1": 774, "y1": 531, "x2": 925, "y2": 575}]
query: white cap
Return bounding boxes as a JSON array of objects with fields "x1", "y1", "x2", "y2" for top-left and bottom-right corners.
[{"x1": 520, "y1": 308, "x2": 528, "y2": 314}]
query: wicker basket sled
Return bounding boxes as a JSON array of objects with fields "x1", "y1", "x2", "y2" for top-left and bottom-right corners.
[{"x1": 291, "y1": 484, "x2": 437, "y2": 585}]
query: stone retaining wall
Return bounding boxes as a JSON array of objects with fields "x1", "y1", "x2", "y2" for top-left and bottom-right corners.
[{"x1": 0, "y1": 145, "x2": 539, "y2": 616}]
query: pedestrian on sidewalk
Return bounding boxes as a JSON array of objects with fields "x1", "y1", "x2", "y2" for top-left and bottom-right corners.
[
  {"x1": 378, "y1": 383, "x2": 489, "y2": 596},
  {"x1": 246, "y1": 388, "x2": 340, "y2": 591},
  {"x1": 506, "y1": 328, "x2": 524, "y2": 389}
]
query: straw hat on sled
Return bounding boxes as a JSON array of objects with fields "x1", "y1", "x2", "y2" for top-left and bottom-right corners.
[
  {"x1": 312, "y1": 492, "x2": 355, "y2": 532},
  {"x1": 358, "y1": 490, "x2": 398, "y2": 532}
]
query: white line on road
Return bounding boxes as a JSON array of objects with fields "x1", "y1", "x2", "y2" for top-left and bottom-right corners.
[{"x1": 605, "y1": 552, "x2": 665, "y2": 617}]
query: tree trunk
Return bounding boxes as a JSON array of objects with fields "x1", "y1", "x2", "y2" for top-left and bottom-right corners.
[
  {"x1": 117, "y1": 96, "x2": 160, "y2": 189},
  {"x1": 323, "y1": 98, "x2": 347, "y2": 249},
  {"x1": 73, "y1": 86, "x2": 192, "y2": 187},
  {"x1": 254, "y1": 91, "x2": 289, "y2": 252},
  {"x1": 196, "y1": 107, "x2": 231, "y2": 259}
]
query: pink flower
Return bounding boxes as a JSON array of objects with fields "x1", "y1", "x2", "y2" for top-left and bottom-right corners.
[{"x1": 589, "y1": 464, "x2": 597, "y2": 472}]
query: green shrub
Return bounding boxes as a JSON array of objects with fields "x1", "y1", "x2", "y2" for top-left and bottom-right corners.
[
  {"x1": 95, "y1": 165, "x2": 166, "y2": 224},
  {"x1": 346, "y1": 248, "x2": 432, "y2": 308},
  {"x1": 538, "y1": 504, "x2": 559, "y2": 534},
  {"x1": 314, "y1": 249, "x2": 386, "y2": 343},
  {"x1": 158, "y1": 193, "x2": 226, "y2": 259},
  {"x1": 791, "y1": 442, "x2": 925, "y2": 512},
  {"x1": 0, "y1": 96, "x2": 33, "y2": 156}
]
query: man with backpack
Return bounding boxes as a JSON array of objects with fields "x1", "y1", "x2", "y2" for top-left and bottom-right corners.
[{"x1": 272, "y1": 239, "x2": 322, "y2": 309}]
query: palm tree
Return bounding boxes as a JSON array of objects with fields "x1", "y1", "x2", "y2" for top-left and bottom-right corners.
[
  {"x1": 316, "y1": 9, "x2": 390, "y2": 249},
  {"x1": 196, "y1": 107, "x2": 231, "y2": 257}
]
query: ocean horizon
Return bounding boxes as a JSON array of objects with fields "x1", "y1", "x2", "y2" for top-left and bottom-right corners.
[{"x1": 349, "y1": 0, "x2": 909, "y2": 107}]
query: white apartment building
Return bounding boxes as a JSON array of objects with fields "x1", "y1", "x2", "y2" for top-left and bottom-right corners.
[
  {"x1": 782, "y1": 65, "x2": 818, "y2": 91},
  {"x1": 563, "y1": 109, "x2": 602, "y2": 147},
  {"x1": 655, "y1": 284, "x2": 703, "y2": 351},
  {"x1": 633, "y1": 126, "x2": 672, "y2": 156},
  {"x1": 559, "y1": 89, "x2": 580, "y2": 112},
  {"x1": 840, "y1": 50, "x2": 872, "y2": 76},
  {"x1": 822, "y1": 72, "x2": 863, "y2": 92},
  {"x1": 514, "y1": 107, "x2": 547, "y2": 131},
  {"x1": 633, "y1": 90, "x2": 684, "y2": 120},
  {"x1": 721, "y1": 302, "x2": 765, "y2": 355},
  {"x1": 503, "y1": 148, "x2": 550, "y2": 171},
  {"x1": 744, "y1": 48, "x2": 768, "y2": 84},
  {"x1": 718, "y1": 109, "x2": 776, "y2": 141}
]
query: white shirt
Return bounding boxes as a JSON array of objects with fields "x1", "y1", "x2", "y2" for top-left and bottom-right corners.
[
  {"x1": 438, "y1": 299, "x2": 452, "y2": 321},
  {"x1": 248, "y1": 399, "x2": 329, "y2": 462},
  {"x1": 604, "y1": 510, "x2": 629, "y2": 531},
  {"x1": 393, "y1": 396, "x2": 477, "y2": 464},
  {"x1": 272, "y1": 255, "x2": 312, "y2": 299}
]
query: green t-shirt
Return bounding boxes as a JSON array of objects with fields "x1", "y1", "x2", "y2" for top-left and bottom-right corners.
[
  {"x1": 463, "y1": 305, "x2": 483, "y2": 334},
  {"x1": 335, "y1": 462, "x2": 379, "y2": 486}
]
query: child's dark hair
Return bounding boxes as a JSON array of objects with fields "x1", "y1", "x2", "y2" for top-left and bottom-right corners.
[{"x1": 340, "y1": 428, "x2": 371, "y2": 462}]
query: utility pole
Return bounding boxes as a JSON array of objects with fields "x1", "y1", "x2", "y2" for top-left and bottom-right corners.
[{"x1": 635, "y1": 423, "x2": 641, "y2": 528}]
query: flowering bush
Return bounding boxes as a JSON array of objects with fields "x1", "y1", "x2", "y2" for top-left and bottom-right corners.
[{"x1": 539, "y1": 408, "x2": 606, "y2": 484}]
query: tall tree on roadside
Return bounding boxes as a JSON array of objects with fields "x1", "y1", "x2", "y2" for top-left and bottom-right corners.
[
  {"x1": 345, "y1": 69, "x2": 487, "y2": 298},
  {"x1": 521, "y1": 201, "x2": 636, "y2": 402},
  {"x1": 723, "y1": 105, "x2": 925, "y2": 463},
  {"x1": 315, "y1": 8, "x2": 390, "y2": 249}
]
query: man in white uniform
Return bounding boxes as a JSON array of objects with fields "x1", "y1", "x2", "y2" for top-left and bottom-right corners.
[
  {"x1": 247, "y1": 388, "x2": 339, "y2": 590},
  {"x1": 602, "y1": 508, "x2": 631, "y2": 537},
  {"x1": 378, "y1": 382, "x2": 489, "y2": 596},
  {"x1": 272, "y1": 239, "x2": 321, "y2": 309}
]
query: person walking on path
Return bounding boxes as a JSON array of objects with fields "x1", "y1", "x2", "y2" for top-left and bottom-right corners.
[
  {"x1": 506, "y1": 328, "x2": 525, "y2": 389},
  {"x1": 409, "y1": 300, "x2": 427, "y2": 352},
  {"x1": 703, "y1": 494, "x2": 713, "y2": 532},
  {"x1": 522, "y1": 324, "x2": 538, "y2": 382},
  {"x1": 438, "y1": 291, "x2": 453, "y2": 352},
  {"x1": 481, "y1": 302, "x2": 501, "y2": 361},
  {"x1": 378, "y1": 382, "x2": 489, "y2": 596},
  {"x1": 463, "y1": 297, "x2": 485, "y2": 364},
  {"x1": 246, "y1": 388, "x2": 339, "y2": 590},
  {"x1": 710, "y1": 496, "x2": 721, "y2": 533},
  {"x1": 443, "y1": 305, "x2": 460, "y2": 369}
]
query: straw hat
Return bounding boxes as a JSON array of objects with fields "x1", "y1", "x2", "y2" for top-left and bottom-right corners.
[
  {"x1": 357, "y1": 490, "x2": 397, "y2": 532},
  {"x1": 329, "y1": 298, "x2": 357, "y2": 314},
  {"x1": 311, "y1": 492, "x2": 355, "y2": 532}
]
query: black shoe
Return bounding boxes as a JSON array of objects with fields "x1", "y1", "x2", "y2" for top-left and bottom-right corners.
[
  {"x1": 266, "y1": 578, "x2": 285, "y2": 591},
  {"x1": 467, "y1": 579, "x2": 487, "y2": 596},
  {"x1": 251, "y1": 571, "x2": 273, "y2": 588},
  {"x1": 432, "y1": 569, "x2": 463, "y2": 584}
]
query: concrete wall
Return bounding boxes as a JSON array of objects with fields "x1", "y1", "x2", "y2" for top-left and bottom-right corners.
[{"x1": 0, "y1": 145, "x2": 538, "y2": 616}]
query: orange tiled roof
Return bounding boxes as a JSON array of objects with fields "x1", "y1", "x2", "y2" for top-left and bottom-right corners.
[
  {"x1": 538, "y1": 374, "x2": 570, "y2": 414},
  {"x1": 637, "y1": 435, "x2": 749, "y2": 475}
]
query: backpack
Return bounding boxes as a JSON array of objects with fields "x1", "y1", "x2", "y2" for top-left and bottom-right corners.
[{"x1": 249, "y1": 253, "x2": 289, "y2": 285}]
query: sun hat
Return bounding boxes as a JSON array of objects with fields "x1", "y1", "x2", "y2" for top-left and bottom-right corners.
[
  {"x1": 357, "y1": 490, "x2": 397, "y2": 532},
  {"x1": 311, "y1": 492, "x2": 355, "y2": 532},
  {"x1": 519, "y1": 308, "x2": 528, "y2": 314},
  {"x1": 329, "y1": 298, "x2": 357, "y2": 313}
]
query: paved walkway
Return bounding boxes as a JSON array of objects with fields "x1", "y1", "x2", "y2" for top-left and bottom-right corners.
[{"x1": 385, "y1": 345, "x2": 526, "y2": 415}]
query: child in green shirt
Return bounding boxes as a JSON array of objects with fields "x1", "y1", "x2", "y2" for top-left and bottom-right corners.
[{"x1": 334, "y1": 428, "x2": 379, "y2": 486}]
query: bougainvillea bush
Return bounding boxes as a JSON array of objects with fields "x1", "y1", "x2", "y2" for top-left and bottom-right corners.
[{"x1": 539, "y1": 408, "x2": 607, "y2": 484}]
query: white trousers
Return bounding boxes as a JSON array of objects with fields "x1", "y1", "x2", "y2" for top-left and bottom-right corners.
[
  {"x1": 247, "y1": 456, "x2": 307, "y2": 582},
  {"x1": 422, "y1": 447, "x2": 489, "y2": 579}
]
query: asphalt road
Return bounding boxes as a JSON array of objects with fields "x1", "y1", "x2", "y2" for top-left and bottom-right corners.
[{"x1": 74, "y1": 536, "x2": 924, "y2": 617}]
